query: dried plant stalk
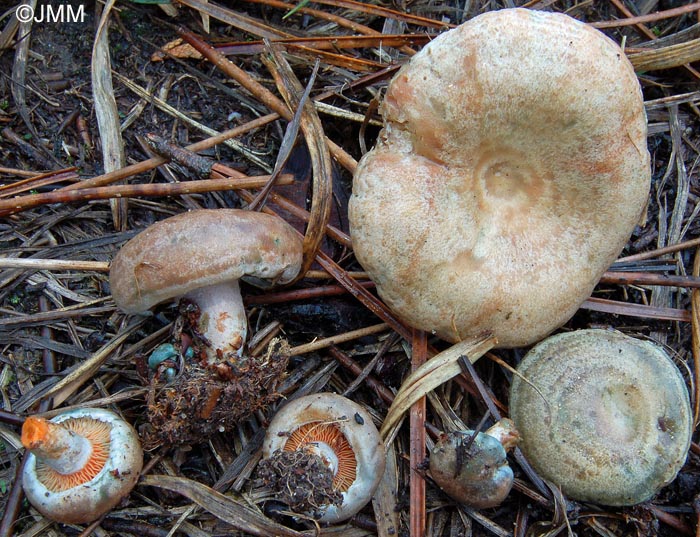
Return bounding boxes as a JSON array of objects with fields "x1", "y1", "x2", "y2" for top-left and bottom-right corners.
[
  {"x1": 628, "y1": 38, "x2": 700, "y2": 72},
  {"x1": 140, "y1": 475, "x2": 304, "y2": 537},
  {"x1": 263, "y1": 46, "x2": 333, "y2": 281},
  {"x1": 0, "y1": 174, "x2": 293, "y2": 217},
  {"x1": 380, "y1": 333, "x2": 497, "y2": 443},
  {"x1": 92, "y1": 0, "x2": 127, "y2": 229},
  {"x1": 691, "y1": 247, "x2": 700, "y2": 427}
]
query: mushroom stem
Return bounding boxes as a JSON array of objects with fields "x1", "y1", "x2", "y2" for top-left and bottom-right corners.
[
  {"x1": 185, "y1": 280, "x2": 247, "y2": 361},
  {"x1": 21, "y1": 417, "x2": 93, "y2": 476}
]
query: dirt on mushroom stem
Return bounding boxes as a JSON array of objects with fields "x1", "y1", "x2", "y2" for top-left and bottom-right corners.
[
  {"x1": 142, "y1": 300, "x2": 290, "y2": 447},
  {"x1": 256, "y1": 449, "x2": 344, "y2": 519}
]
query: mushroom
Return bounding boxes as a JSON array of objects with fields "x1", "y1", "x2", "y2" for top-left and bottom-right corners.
[
  {"x1": 109, "y1": 209, "x2": 303, "y2": 444},
  {"x1": 110, "y1": 209, "x2": 302, "y2": 362},
  {"x1": 21, "y1": 408, "x2": 143, "y2": 524},
  {"x1": 429, "y1": 419, "x2": 519, "y2": 509},
  {"x1": 349, "y1": 8, "x2": 650, "y2": 347},
  {"x1": 260, "y1": 393, "x2": 385, "y2": 523},
  {"x1": 509, "y1": 329, "x2": 692, "y2": 505}
]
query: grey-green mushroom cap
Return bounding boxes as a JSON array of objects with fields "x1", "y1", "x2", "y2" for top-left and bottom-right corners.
[
  {"x1": 509, "y1": 329, "x2": 692, "y2": 505},
  {"x1": 429, "y1": 430, "x2": 514, "y2": 509}
]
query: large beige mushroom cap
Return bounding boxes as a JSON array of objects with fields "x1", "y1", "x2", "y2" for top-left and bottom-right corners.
[
  {"x1": 509, "y1": 329, "x2": 692, "y2": 505},
  {"x1": 349, "y1": 8, "x2": 650, "y2": 347}
]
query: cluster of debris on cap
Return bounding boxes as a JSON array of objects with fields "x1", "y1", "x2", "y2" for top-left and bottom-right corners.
[{"x1": 0, "y1": 0, "x2": 699, "y2": 536}]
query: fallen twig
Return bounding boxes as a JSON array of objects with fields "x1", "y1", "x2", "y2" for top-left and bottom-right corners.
[{"x1": 0, "y1": 173, "x2": 294, "y2": 217}]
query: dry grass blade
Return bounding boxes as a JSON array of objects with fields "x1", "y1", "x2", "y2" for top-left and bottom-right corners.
[
  {"x1": 10, "y1": 1, "x2": 40, "y2": 144},
  {"x1": 372, "y1": 445, "x2": 401, "y2": 537},
  {"x1": 33, "y1": 319, "x2": 144, "y2": 407},
  {"x1": 628, "y1": 37, "x2": 700, "y2": 72},
  {"x1": 0, "y1": 5, "x2": 20, "y2": 50},
  {"x1": 692, "y1": 248, "x2": 700, "y2": 427},
  {"x1": 0, "y1": 301, "x2": 116, "y2": 329},
  {"x1": 380, "y1": 333, "x2": 497, "y2": 442},
  {"x1": 289, "y1": 322, "x2": 389, "y2": 355},
  {"x1": 263, "y1": 47, "x2": 333, "y2": 281},
  {"x1": 247, "y1": 56, "x2": 318, "y2": 211},
  {"x1": 37, "y1": 388, "x2": 149, "y2": 418},
  {"x1": 581, "y1": 297, "x2": 692, "y2": 322},
  {"x1": 92, "y1": 0, "x2": 127, "y2": 230},
  {"x1": 140, "y1": 474, "x2": 306, "y2": 537},
  {"x1": 178, "y1": 0, "x2": 291, "y2": 39}
]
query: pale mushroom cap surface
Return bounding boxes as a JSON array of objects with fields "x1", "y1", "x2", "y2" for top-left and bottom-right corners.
[
  {"x1": 110, "y1": 209, "x2": 302, "y2": 313},
  {"x1": 349, "y1": 8, "x2": 650, "y2": 347},
  {"x1": 509, "y1": 329, "x2": 692, "y2": 506},
  {"x1": 22, "y1": 408, "x2": 143, "y2": 524},
  {"x1": 263, "y1": 393, "x2": 386, "y2": 523}
]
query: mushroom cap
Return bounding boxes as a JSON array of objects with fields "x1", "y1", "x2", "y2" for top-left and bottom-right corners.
[
  {"x1": 509, "y1": 329, "x2": 692, "y2": 505},
  {"x1": 262, "y1": 393, "x2": 385, "y2": 523},
  {"x1": 349, "y1": 8, "x2": 650, "y2": 347},
  {"x1": 110, "y1": 209, "x2": 302, "y2": 313},
  {"x1": 22, "y1": 408, "x2": 143, "y2": 524},
  {"x1": 429, "y1": 430, "x2": 514, "y2": 509}
]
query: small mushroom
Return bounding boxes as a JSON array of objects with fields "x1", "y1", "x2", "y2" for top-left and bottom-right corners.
[
  {"x1": 509, "y1": 329, "x2": 692, "y2": 505},
  {"x1": 349, "y1": 8, "x2": 650, "y2": 347},
  {"x1": 110, "y1": 209, "x2": 302, "y2": 362},
  {"x1": 430, "y1": 419, "x2": 519, "y2": 509},
  {"x1": 109, "y1": 209, "x2": 303, "y2": 444},
  {"x1": 260, "y1": 393, "x2": 385, "y2": 523},
  {"x1": 21, "y1": 408, "x2": 143, "y2": 524}
]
